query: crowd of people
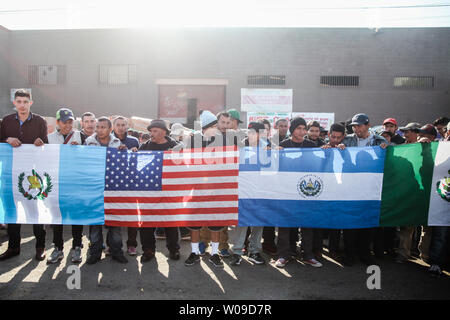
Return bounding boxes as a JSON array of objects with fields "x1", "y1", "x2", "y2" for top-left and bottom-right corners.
[{"x1": 0, "y1": 89, "x2": 449, "y2": 278}]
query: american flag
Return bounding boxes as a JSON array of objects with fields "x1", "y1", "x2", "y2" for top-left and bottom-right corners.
[{"x1": 104, "y1": 146, "x2": 239, "y2": 227}]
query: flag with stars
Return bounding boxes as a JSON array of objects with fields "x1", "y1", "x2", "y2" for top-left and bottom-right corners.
[{"x1": 104, "y1": 146, "x2": 239, "y2": 227}]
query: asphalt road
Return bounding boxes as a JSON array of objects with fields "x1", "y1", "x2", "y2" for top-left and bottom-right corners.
[{"x1": 0, "y1": 225, "x2": 449, "y2": 300}]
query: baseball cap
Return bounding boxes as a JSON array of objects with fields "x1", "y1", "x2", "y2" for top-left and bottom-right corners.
[
  {"x1": 349, "y1": 113, "x2": 369, "y2": 126},
  {"x1": 247, "y1": 122, "x2": 266, "y2": 133},
  {"x1": 56, "y1": 108, "x2": 75, "y2": 122},
  {"x1": 227, "y1": 109, "x2": 243, "y2": 124},
  {"x1": 380, "y1": 129, "x2": 393, "y2": 137},
  {"x1": 383, "y1": 118, "x2": 398, "y2": 126},
  {"x1": 420, "y1": 124, "x2": 438, "y2": 137},
  {"x1": 399, "y1": 122, "x2": 422, "y2": 132}
]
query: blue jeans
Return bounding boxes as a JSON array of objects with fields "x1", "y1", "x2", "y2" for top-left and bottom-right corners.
[
  {"x1": 429, "y1": 226, "x2": 449, "y2": 266},
  {"x1": 231, "y1": 226, "x2": 263, "y2": 256},
  {"x1": 89, "y1": 226, "x2": 124, "y2": 258}
]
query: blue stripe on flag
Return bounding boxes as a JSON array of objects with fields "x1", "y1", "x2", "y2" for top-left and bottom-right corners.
[
  {"x1": 239, "y1": 146, "x2": 385, "y2": 173},
  {"x1": 59, "y1": 145, "x2": 106, "y2": 225},
  {"x1": 238, "y1": 199, "x2": 381, "y2": 229},
  {"x1": 0, "y1": 144, "x2": 17, "y2": 223}
]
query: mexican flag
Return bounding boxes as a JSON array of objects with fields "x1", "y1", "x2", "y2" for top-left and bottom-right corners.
[{"x1": 381, "y1": 141, "x2": 450, "y2": 226}]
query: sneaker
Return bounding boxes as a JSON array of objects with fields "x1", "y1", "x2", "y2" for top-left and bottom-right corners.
[
  {"x1": 35, "y1": 247, "x2": 46, "y2": 261},
  {"x1": 303, "y1": 258, "x2": 323, "y2": 268},
  {"x1": 169, "y1": 250, "x2": 180, "y2": 261},
  {"x1": 209, "y1": 254, "x2": 224, "y2": 268},
  {"x1": 71, "y1": 247, "x2": 82, "y2": 263},
  {"x1": 184, "y1": 252, "x2": 200, "y2": 266},
  {"x1": 112, "y1": 254, "x2": 128, "y2": 264},
  {"x1": 219, "y1": 249, "x2": 231, "y2": 258},
  {"x1": 230, "y1": 254, "x2": 242, "y2": 266},
  {"x1": 47, "y1": 248, "x2": 63, "y2": 264},
  {"x1": 104, "y1": 247, "x2": 111, "y2": 256},
  {"x1": 429, "y1": 264, "x2": 442, "y2": 277},
  {"x1": 262, "y1": 243, "x2": 278, "y2": 256},
  {"x1": 141, "y1": 250, "x2": 155, "y2": 263},
  {"x1": 248, "y1": 253, "x2": 265, "y2": 265},
  {"x1": 86, "y1": 252, "x2": 101, "y2": 264},
  {"x1": 275, "y1": 257, "x2": 288, "y2": 268},
  {"x1": 127, "y1": 246, "x2": 137, "y2": 256},
  {"x1": 198, "y1": 242, "x2": 206, "y2": 256},
  {"x1": 395, "y1": 255, "x2": 408, "y2": 264}
]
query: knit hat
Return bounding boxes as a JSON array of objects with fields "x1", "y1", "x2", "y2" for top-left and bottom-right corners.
[
  {"x1": 147, "y1": 119, "x2": 170, "y2": 134},
  {"x1": 227, "y1": 109, "x2": 243, "y2": 123},
  {"x1": 289, "y1": 117, "x2": 307, "y2": 134},
  {"x1": 200, "y1": 110, "x2": 218, "y2": 130}
]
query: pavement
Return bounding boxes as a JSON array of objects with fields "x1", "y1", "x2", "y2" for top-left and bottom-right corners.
[{"x1": 0, "y1": 225, "x2": 449, "y2": 300}]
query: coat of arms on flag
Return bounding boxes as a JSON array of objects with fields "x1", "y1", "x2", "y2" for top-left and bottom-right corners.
[{"x1": 18, "y1": 169, "x2": 53, "y2": 200}]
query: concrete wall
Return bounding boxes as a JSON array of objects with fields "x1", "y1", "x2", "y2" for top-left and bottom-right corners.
[
  {"x1": 2, "y1": 27, "x2": 450, "y2": 126},
  {"x1": 0, "y1": 26, "x2": 11, "y2": 116}
]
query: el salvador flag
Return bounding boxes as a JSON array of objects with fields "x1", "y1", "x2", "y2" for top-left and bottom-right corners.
[
  {"x1": 0, "y1": 143, "x2": 105, "y2": 225},
  {"x1": 238, "y1": 146, "x2": 386, "y2": 229}
]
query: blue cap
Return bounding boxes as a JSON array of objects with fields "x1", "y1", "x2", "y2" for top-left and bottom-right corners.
[
  {"x1": 349, "y1": 113, "x2": 369, "y2": 126},
  {"x1": 56, "y1": 108, "x2": 75, "y2": 122}
]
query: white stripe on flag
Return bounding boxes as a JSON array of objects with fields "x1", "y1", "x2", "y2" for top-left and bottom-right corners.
[
  {"x1": 105, "y1": 201, "x2": 238, "y2": 210},
  {"x1": 428, "y1": 142, "x2": 450, "y2": 226},
  {"x1": 104, "y1": 189, "x2": 238, "y2": 197},
  {"x1": 239, "y1": 171, "x2": 384, "y2": 201},
  {"x1": 106, "y1": 214, "x2": 238, "y2": 222},
  {"x1": 12, "y1": 145, "x2": 62, "y2": 224},
  {"x1": 162, "y1": 164, "x2": 239, "y2": 172},
  {"x1": 162, "y1": 176, "x2": 237, "y2": 184}
]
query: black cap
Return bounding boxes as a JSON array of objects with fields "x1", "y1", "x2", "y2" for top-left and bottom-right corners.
[
  {"x1": 349, "y1": 113, "x2": 369, "y2": 126},
  {"x1": 399, "y1": 122, "x2": 421, "y2": 132}
]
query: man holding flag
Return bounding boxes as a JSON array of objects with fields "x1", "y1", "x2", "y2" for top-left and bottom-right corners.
[
  {"x1": 0, "y1": 89, "x2": 48, "y2": 261},
  {"x1": 341, "y1": 113, "x2": 387, "y2": 266}
]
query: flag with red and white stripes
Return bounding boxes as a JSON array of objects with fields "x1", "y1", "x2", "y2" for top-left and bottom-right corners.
[{"x1": 104, "y1": 146, "x2": 239, "y2": 227}]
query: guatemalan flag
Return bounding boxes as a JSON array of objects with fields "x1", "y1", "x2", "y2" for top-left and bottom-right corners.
[
  {"x1": 0, "y1": 143, "x2": 105, "y2": 225},
  {"x1": 238, "y1": 146, "x2": 386, "y2": 229}
]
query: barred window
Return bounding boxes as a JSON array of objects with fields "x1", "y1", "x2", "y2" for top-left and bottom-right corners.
[
  {"x1": 28, "y1": 65, "x2": 66, "y2": 85},
  {"x1": 393, "y1": 76, "x2": 434, "y2": 89},
  {"x1": 247, "y1": 75, "x2": 285, "y2": 86},
  {"x1": 320, "y1": 76, "x2": 359, "y2": 87},
  {"x1": 99, "y1": 64, "x2": 137, "y2": 85}
]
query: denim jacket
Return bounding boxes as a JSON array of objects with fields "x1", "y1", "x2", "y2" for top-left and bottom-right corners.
[{"x1": 342, "y1": 133, "x2": 387, "y2": 147}]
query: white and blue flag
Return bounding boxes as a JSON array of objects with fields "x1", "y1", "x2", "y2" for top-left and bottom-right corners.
[
  {"x1": 0, "y1": 144, "x2": 105, "y2": 225},
  {"x1": 238, "y1": 146, "x2": 386, "y2": 229}
]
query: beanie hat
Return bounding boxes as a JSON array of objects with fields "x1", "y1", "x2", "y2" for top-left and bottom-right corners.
[
  {"x1": 289, "y1": 117, "x2": 307, "y2": 134},
  {"x1": 200, "y1": 110, "x2": 218, "y2": 130},
  {"x1": 147, "y1": 119, "x2": 170, "y2": 134}
]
